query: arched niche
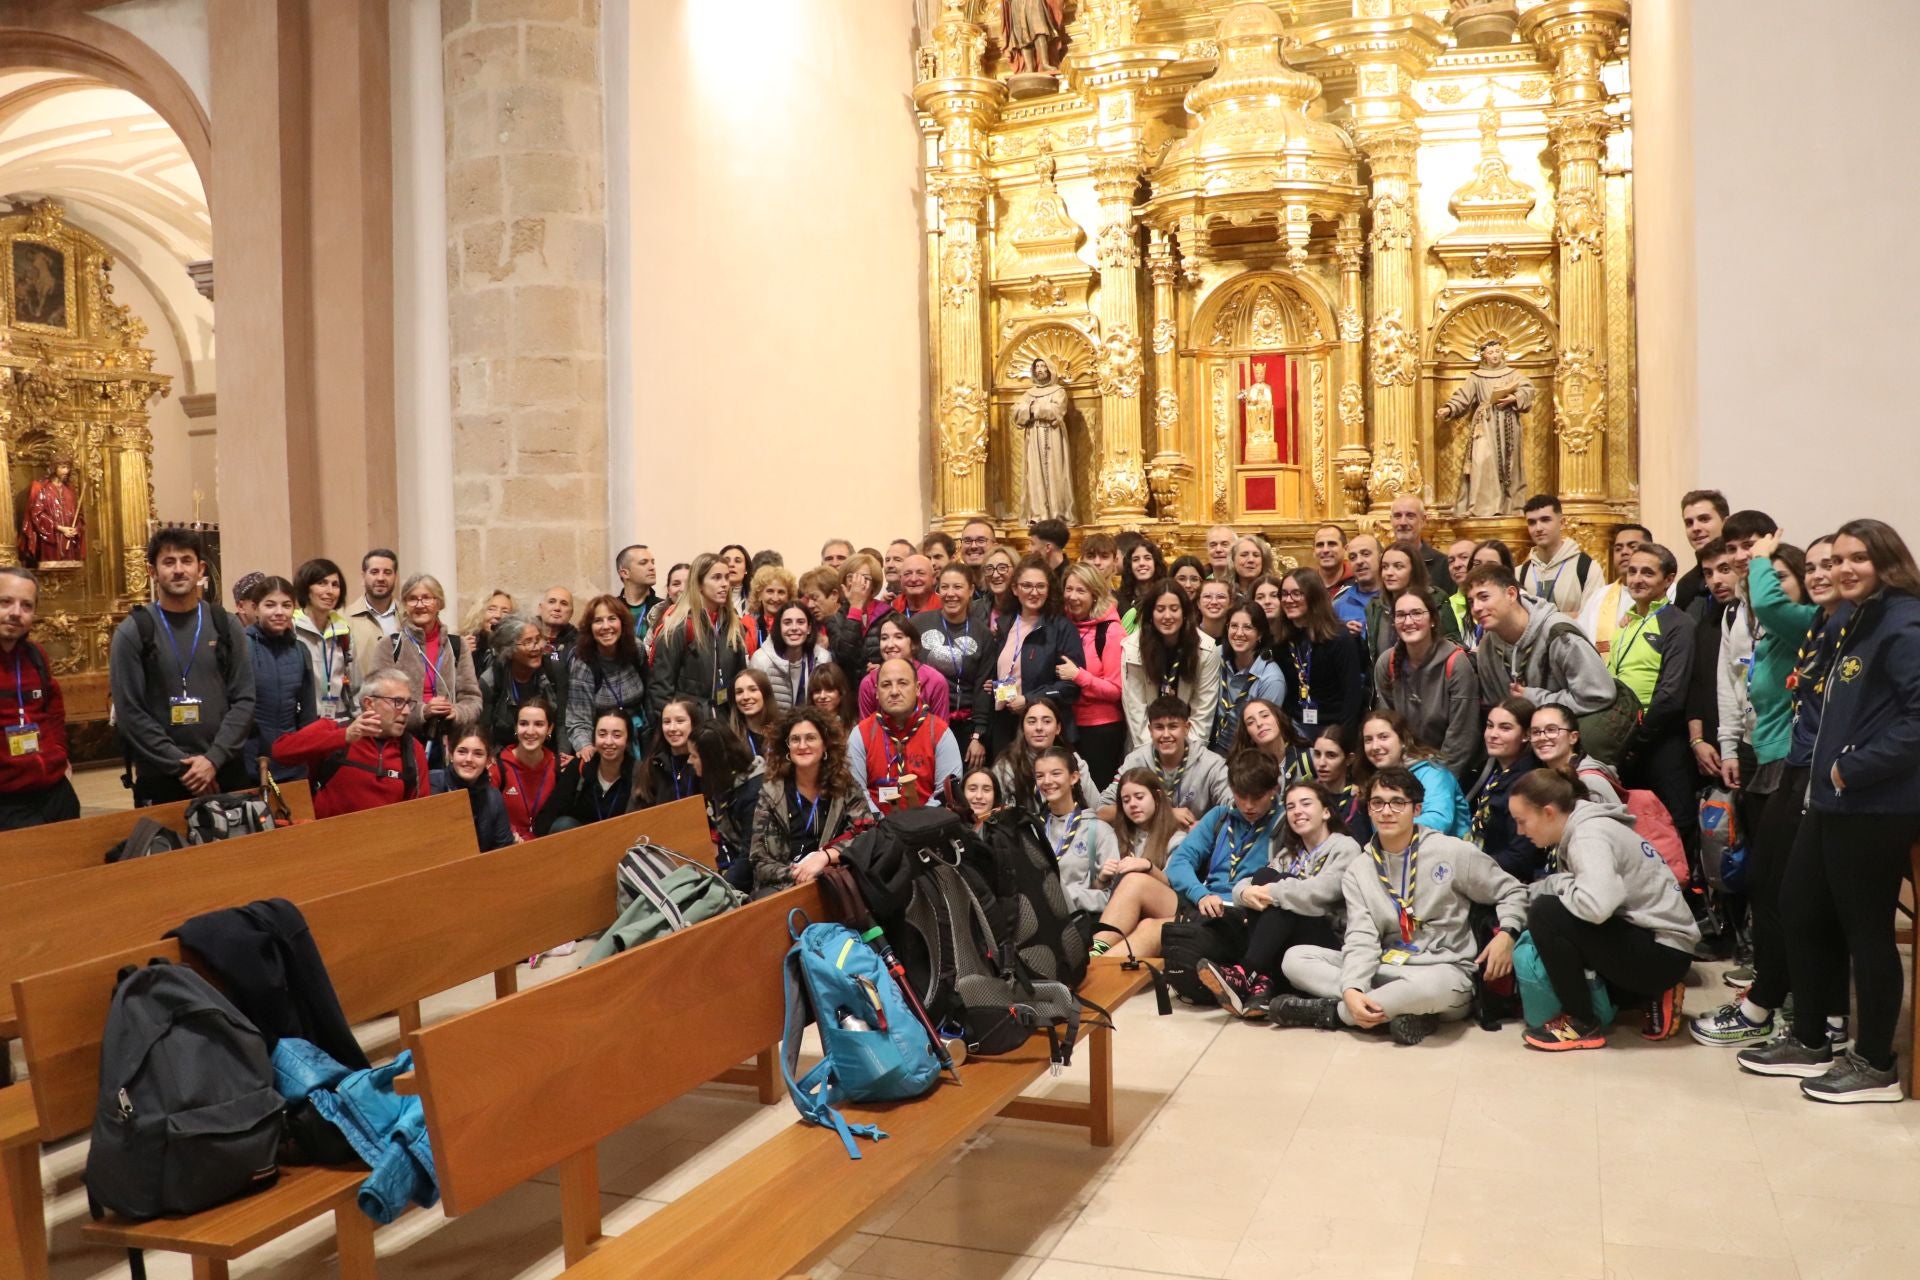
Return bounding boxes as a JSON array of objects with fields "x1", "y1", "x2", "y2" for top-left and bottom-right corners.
[
  {"x1": 1426, "y1": 296, "x2": 1557, "y2": 512},
  {"x1": 994, "y1": 321, "x2": 1097, "y2": 524},
  {"x1": 1186, "y1": 271, "x2": 1339, "y2": 525}
]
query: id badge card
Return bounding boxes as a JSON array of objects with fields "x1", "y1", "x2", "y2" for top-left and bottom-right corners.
[
  {"x1": 994, "y1": 679, "x2": 1020, "y2": 708},
  {"x1": 1302, "y1": 706, "x2": 1320, "y2": 726},
  {"x1": 169, "y1": 695, "x2": 203, "y2": 726},
  {"x1": 5, "y1": 724, "x2": 38, "y2": 756},
  {"x1": 714, "y1": 688, "x2": 730, "y2": 706},
  {"x1": 877, "y1": 778, "x2": 901, "y2": 805},
  {"x1": 1382, "y1": 948, "x2": 1411, "y2": 965}
]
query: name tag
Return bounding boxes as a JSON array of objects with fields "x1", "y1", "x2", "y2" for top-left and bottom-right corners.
[
  {"x1": 993, "y1": 680, "x2": 1020, "y2": 708},
  {"x1": 1382, "y1": 948, "x2": 1412, "y2": 965},
  {"x1": 1302, "y1": 707, "x2": 1319, "y2": 726},
  {"x1": 169, "y1": 696, "x2": 203, "y2": 726},
  {"x1": 876, "y1": 780, "x2": 901, "y2": 805},
  {"x1": 6, "y1": 724, "x2": 39, "y2": 756}
]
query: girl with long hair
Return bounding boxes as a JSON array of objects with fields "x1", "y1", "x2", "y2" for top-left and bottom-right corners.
[
  {"x1": 1121, "y1": 580, "x2": 1221, "y2": 754},
  {"x1": 431, "y1": 725, "x2": 514, "y2": 851},
  {"x1": 1368, "y1": 540, "x2": 1461, "y2": 664},
  {"x1": 717, "y1": 543, "x2": 752, "y2": 613},
  {"x1": 748, "y1": 708, "x2": 870, "y2": 896},
  {"x1": 1211, "y1": 603, "x2": 1284, "y2": 757},
  {"x1": 1372, "y1": 585, "x2": 1478, "y2": 777},
  {"x1": 650, "y1": 552, "x2": 750, "y2": 722},
  {"x1": 1057, "y1": 562, "x2": 1127, "y2": 791},
  {"x1": 1232, "y1": 698, "x2": 1312, "y2": 786},
  {"x1": 1117, "y1": 539, "x2": 1168, "y2": 633},
  {"x1": 1168, "y1": 555, "x2": 1207, "y2": 601},
  {"x1": 983, "y1": 555, "x2": 1085, "y2": 754},
  {"x1": 1033, "y1": 747, "x2": 1117, "y2": 914},
  {"x1": 959, "y1": 766, "x2": 1003, "y2": 831},
  {"x1": 565, "y1": 594, "x2": 647, "y2": 756},
  {"x1": 1528, "y1": 704, "x2": 1619, "y2": 805},
  {"x1": 991, "y1": 696, "x2": 1099, "y2": 813},
  {"x1": 689, "y1": 718, "x2": 763, "y2": 891},
  {"x1": 633, "y1": 695, "x2": 701, "y2": 808},
  {"x1": 243, "y1": 575, "x2": 316, "y2": 784},
  {"x1": 807, "y1": 662, "x2": 857, "y2": 732},
  {"x1": 750, "y1": 601, "x2": 834, "y2": 711},
  {"x1": 1311, "y1": 721, "x2": 1370, "y2": 846},
  {"x1": 490, "y1": 697, "x2": 559, "y2": 843},
  {"x1": 857, "y1": 615, "x2": 951, "y2": 720},
  {"x1": 729, "y1": 668, "x2": 779, "y2": 759},
  {"x1": 536, "y1": 707, "x2": 636, "y2": 835},
  {"x1": 1195, "y1": 577, "x2": 1234, "y2": 647},
  {"x1": 1465, "y1": 696, "x2": 1544, "y2": 881},
  {"x1": 1086, "y1": 767, "x2": 1183, "y2": 959},
  {"x1": 1271, "y1": 567, "x2": 1366, "y2": 740},
  {"x1": 1358, "y1": 708, "x2": 1467, "y2": 837}
]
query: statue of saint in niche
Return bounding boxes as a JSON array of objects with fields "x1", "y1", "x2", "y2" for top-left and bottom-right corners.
[
  {"x1": 1014, "y1": 357, "x2": 1074, "y2": 524},
  {"x1": 19, "y1": 458, "x2": 83, "y2": 567},
  {"x1": 1002, "y1": 0, "x2": 1067, "y2": 75},
  {"x1": 1239, "y1": 362, "x2": 1279, "y2": 465},
  {"x1": 1439, "y1": 337, "x2": 1534, "y2": 518}
]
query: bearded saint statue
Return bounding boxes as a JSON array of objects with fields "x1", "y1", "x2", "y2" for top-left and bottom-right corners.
[
  {"x1": 1014, "y1": 357, "x2": 1074, "y2": 524},
  {"x1": 18, "y1": 457, "x2": 83, "y2": 566},
  {"x1": 1439, "y1": 337, "x2": 1534, "y2": 518},
  {"x1": 1002, "y1": 0, "x2": 1067, "y2": 75}
]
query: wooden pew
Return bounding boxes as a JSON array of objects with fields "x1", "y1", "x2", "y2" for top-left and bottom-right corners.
[
  {"x1": 0, "y1": 780, "x2": 316, "y2": 889},
  {"x1": 0, "y1": 788, "x2": 474, "y2": 1041},
  {"x1": 10, "y1": 798, "x2": 715, "y2": 1280},
  {"x1": 556, "y1": 958, "x2": 1151, "y2": 1280}
]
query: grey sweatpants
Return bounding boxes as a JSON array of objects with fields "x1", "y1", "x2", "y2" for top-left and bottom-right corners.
[{"x1": 1281, "y1": 946, "x2": 1475, "y2": 1025}]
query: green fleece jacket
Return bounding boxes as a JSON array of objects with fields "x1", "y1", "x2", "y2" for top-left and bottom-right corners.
[{"x1": 1746, "y1": 558, "x2": 1818, "y2": 765}]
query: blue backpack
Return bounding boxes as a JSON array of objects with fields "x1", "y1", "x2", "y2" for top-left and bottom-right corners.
[{"x1": 780, "y1": 910, "x2": 941, "y2": 1158}]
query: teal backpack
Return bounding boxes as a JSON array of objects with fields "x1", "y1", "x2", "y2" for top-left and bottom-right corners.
[{"x1": 780, "y1": 910, "x2": 941, "y2": 1158}]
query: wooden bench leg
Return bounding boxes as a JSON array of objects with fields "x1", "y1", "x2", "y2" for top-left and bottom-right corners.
[
  {"x1": 191, "y1": 1257, "x2": 231, "y2": 1280},
  {"x1": 558, "y1": 1148, "x2": 602, "y2": 1266},
  {"x1": 754, "y1": 1047, "x2": 779, "y2": 1105},
  {"x1": 1, "y1": 1139, "x2": 46, "y2": 1280},
  {"x1": 494, "y1": 966, "x2": 518, "y2": 1000},
  {"x1": 336, "y1": 1203, "x2": 377, "y2": 1280},
  {"x1": 396, "y1": 1001, "x2": 422, "y2": 1040},
  {"x1": 1089, "y1": 1021, "x2": 1115, "y2": 1148}
]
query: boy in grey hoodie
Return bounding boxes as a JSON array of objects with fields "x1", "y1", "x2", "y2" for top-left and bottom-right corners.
[
  {"x1": 1276, "y1": 766, "x2": 1527, "y2": 1044},
  {"x1": 1506, "y1": 771, "x2": 1699, "y2": 1050},
  {"x1": 1463, "y1": 563, "x2": 1615, "y2": 716}
]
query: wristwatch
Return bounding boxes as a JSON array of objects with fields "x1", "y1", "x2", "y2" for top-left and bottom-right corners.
[{"x1": 1501, "y1": 926, "x2": 1521, "y2": 942}]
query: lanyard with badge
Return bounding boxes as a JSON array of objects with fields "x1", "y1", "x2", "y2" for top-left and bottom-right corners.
[
  {"x1": 6, "y1": 647, "x2": 37, "y2": 757},
  {"x1": 163, "y1": 604, "x2": 206, "y2": 725},
  {"x1": 405, "y1": 629, "x2": 443, "y2": 697},
  {"x1": 592, "y1": 767, "x2": 625, "y2": 822},
  {"x1": 1371, "y1": 834, "x2": 1424, "y2": 960},
  {"x1": 876, "y1": 708, "x2": 927, "y2": 806},
  {"x1": 504, "y1": 756, "x2": 550, "y2": 819},
  {"x1": 791, "y1": 783, "x2": 822, "y2": 854},
  {"x1": 995, "y1": 618, "x2": 1029, "y2": 708},
  {"x1": 1050, "y1": 808, "x2": 1088, "y2": 862},
  {"x1": 1288, "y1": 640, "x2": 1317, "y2": 724}
]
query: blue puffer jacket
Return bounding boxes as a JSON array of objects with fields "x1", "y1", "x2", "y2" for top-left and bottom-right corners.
[
  {"x1": 1409, "y1": 758, "x2": 1469, "y2": 838},
  {"x1": 272, "y1": 1038, "x2": 437, "y2": 1224},
  {"x1": 1167, "y1": 801, "x2": 1285, "y2": 906},
  {"x1": 245, "y1": 625, "x2": 316, "y2": 782},
  {"x1": 1809, "y1": 590, "x2": 1920, "y2": 814}
]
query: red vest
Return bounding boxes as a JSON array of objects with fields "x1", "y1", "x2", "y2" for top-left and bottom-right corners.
[{"x1": 857, "y1": 709, "x2": 949, "y2": 815}]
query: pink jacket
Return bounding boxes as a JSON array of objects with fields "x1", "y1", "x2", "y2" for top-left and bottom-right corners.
[{"x1": 1070, "y1": 607, "x2": 1125, "y2": 728}]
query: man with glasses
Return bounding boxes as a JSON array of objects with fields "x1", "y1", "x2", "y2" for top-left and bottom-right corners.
[
  {"x1": 268, "y1": 667, "x2": 429, "y2": 818},
  {"x1": 959, "y1": 520, "x2": 996, "y2": 568},
  {"x1": 1275, "y1": 765, "x2": 1526, "y2": 1044}
]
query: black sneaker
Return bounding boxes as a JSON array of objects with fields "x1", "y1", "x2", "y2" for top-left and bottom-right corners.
[
  {"x1": 1389, "y1": 1013, "x2": 1437, "y2": 1046},
  {"x1": 1801, "y1": 1051, "x2": 1902, "y2": 1105},
  {"x1": 1270, "y1": 995, "x2": 1342, "y2": 1030},
  {"x1": 1736, "y1": 1036, "x2": 1833, "y2": 1079}
]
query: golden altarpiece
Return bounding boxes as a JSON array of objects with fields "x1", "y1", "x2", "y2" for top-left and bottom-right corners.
[
  {"x1": 917, "y1": 0, "x2": 1637, "y2": 562},
  {"x1": 0, "y1": 200, "x2": 167, "y2": 723}
]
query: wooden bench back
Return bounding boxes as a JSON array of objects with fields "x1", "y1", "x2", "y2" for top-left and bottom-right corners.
[
  {"x1": 0, "y1": 781, "x2": 316, "y2": 889},
  {"x1": 11, "y1": 797, "x2": 710, "y2": 1141},
  {"x1": 0, "y1": 790, "x2": 475, "y2": 1032},
  {"x1": 410, "y1": 881, "x2": 824, "y2": 1216}
]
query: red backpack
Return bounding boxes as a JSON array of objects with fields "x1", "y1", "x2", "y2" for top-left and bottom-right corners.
[{"x1": 1579, "y1": 765, "x2": 1689, "y2": 885}]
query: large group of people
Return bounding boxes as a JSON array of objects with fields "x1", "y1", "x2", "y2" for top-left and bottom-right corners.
[{"x1": 3, "y1": 488, "x2": 1912, "y2": 1103}]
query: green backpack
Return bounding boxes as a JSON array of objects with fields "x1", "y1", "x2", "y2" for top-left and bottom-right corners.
[
  {"x1": 583, "y1": 842, "x2": 742, "y2": 965},
  {"x1": 1543, "y1": 619, "x2": 1642, "y2": 765}
]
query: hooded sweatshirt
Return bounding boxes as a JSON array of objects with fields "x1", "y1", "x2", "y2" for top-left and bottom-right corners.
[
  {"x1": 1337, "y1": 830, "x2": 1527, "y2": 994},
  {"x1": 1743, "y1": 556, "x2": 1819, "y2": 765},
  {"x1": 1211, "y1": 652, "x2": 1285, "y2": 753},
  {"x1": 1373, "y1": 638, "x2": 1479, "y2": 777},
  {"x1": 1065, "y1": 606, "x2": 1126, "y2": 729},
  {"x1": 1472, "y1": 596, "x2": 1615, "y2": 716},
  {"x1": 1168, "y1": 801, "x2": 1285, "y2": 905},
  {"x1": 1521, "y1": 539, "x2": 1605, "y2": 616},
  {"x1": 1098, "y1": 742, "x2": 1231, "y2": 817},
  {"x1": 1041, "y1": 805, "x2": 1119, "y2": 914},
  {"x1": 1528, "y1": 800, "x2": 1701, "y2": 955},
  {"x1": 1121, "y1": 629, "x2": 1221, "y2": 755},
  {"x1": 1233, "y1": 831, "x2": 1361, "y2": 919}
]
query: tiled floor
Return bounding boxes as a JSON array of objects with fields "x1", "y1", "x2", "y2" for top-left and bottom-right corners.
[{"x1": 35, "y1": 767, "x2": 1920, "y2": 1280}]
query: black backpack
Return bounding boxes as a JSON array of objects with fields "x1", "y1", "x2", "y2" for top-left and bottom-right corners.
[
  {"x1": 85, "y1": 960, "x2": 284, "y2": 1222},
  {"x1": 972, "y1": 808, "x2": 1091, "y2": 991},
  {"x1": 841, "y1": 808, "x2": 1089, "y2": 1065},
  {"x1": 183, "y1": 793, "x2": 278, "y2": 844},
  {"x1": 105, "y1": 817, "x2": 188, "y2": 864}
]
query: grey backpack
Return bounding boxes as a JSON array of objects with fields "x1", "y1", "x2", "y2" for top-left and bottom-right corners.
[
  {"x1": 85, "y1": 960, "x2": 285, "y2": 1222},
  {"x1": 584, "y1": 842, "x2": 743, "y2": 965}
]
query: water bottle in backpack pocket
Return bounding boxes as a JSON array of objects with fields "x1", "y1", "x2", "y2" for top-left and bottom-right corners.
[{"x1": 780, "y1": 911, "x2": 941, "y2": 1158}]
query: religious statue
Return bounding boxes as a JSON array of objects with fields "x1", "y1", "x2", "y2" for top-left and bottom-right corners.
[
  {"x1": 1014, "y1": 357, "x2": 1075, "y2": 523},
  {"x1": 1002, "y1": 0, "x2": 1066, "y2": 75},
  {"x1": 1239, "y1": 361, "x2": 1279, "y2": 465},
  {"x1": 1439, "y1": 338, "x2": 1534, "y2": 518},
  {"x1": 18, "y1": 457, "x2": 84, "y2": 567}
]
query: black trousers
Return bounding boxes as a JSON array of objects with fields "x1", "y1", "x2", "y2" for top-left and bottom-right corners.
[
  {"x1": 1076, "y1": 722, "x2": 1127, "y2": 795},
  {"x1": 0, "y1": 776, "x2": 81, "y2": 830},
  {"x1": 132, "y1": 758, "x2": 250, "y2": 808},
  {"x1": 1782, "y1": 807, "x2": 1920, "y2": 1068},
  {"x1": 1746, "y1": 765, "x2": 1809, "y2": 1011},
  {"x1": 1526, "y1": 894, "x2": 1693, "y2": 1025},
  {"x1": 1239, "y1": 907, "x2": 1339, "y2": 985}
]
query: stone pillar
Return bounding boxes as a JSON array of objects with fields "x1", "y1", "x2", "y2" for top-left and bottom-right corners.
[
  {"x1": 1356, "y1": 126, "x2": 1423, "y2": 510},
  {"x1": 915, "y1": 2, "x2": 1002, "y2": 529},
  {"x1": 1522, "y1": 0, "x2": 1629, "y2": 510},
  {"x1": 442, "y1": 0, "x2": 609, "y2": 603},
  {"x1": 1089, "y1": 151, "x2": 1150, "y2": 524},
  {"x1": 1144, "y1": 229, "x2": 1187, "y2": 521},
  {"x1": 1334, "y1": 211, "x2": 1368, "y2": 514}
]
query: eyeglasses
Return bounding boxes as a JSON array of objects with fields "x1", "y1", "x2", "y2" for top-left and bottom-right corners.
[
  {"x1": 960, "y1": 536, "x2": 990, "y2": 548},
  {"x1": 986, "y1": 564, "x2": 1012, "y2": 577},
  {"x1": 1279, "y1": 589, "x2": 1306, "y2": 601},
  {"x1": 1392, "y1": 611, "x2": 1430, "y2": 623},
  {"x1": 1530, "y1": 726, "x2": 1569, "y2": 739},
  {"x1": 1367, "y1": 797, "x2": 1413, "y2": 813},
  {"x1": 1015, "y1": 580, "x2": 1050, "y2": 592},
  {"x1": 368, "y1": 694, "x2": 416, "y2": 711}
]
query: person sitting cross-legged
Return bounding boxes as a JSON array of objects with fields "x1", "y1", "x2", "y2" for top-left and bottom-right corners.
[
  {"x1": 1275, "y1": 765, "x2": 1526, "y2": 1045},
  {"x1": 1159, "y1": 750, "x2": 1289, "y2": 988},
  {"x1": 1506, "y1": 768, "x2": 1700, "y2": 1050}
]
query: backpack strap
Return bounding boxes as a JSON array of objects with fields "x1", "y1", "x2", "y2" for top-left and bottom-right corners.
[{"x1": 778, "y1": 935, "x2": 886, "y2": 1159}]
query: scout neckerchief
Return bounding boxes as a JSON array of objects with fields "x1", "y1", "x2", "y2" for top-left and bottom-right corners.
[
  {"x1": 1369, "y1": 831, "x2": 1425, "y2": 943},
  {"x1": 1277, "y1": 832, "x2": 1337, "y2": 880},
  {"x1": 879, "y1": 706, "x2": 930, "y2": 778},
  {"x1": 1158, "y1": 647, "x2": 1185, "y2": 697},
  {"x1": 1471, "y1": 758, "x2": 1516, "y2": 844},
  {"x1": 1220, "y1": 812, "x2": 1267, "y2": 881},
  {"x1": 1153, "y1": 749, "x2": 1188, "y2": 799},
  {"x1": 1048, "y1": 806, "x2": 1088, "y2": 862}
]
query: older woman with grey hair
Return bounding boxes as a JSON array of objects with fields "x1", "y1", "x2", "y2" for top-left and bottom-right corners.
[
  {"x1": 477, "y1": 612, "x2": 569, "y2": 751},
  {"x1": 362, "y1": 573, "x2": 481, "y2": 747}
]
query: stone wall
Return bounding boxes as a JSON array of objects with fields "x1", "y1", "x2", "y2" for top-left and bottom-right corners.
[{"x1": 441, "y1": 0, "x2": 608, "y2": 606}]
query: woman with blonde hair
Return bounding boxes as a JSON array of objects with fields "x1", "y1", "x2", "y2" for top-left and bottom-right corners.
[
  {"x1": 744, "y1": 563, "x2": 797, "y2": 649},
  {"x1": 461, "y1": 588, "x2": 515, "y2": 680},
  {"x1": 839, "y1": 551, "x2": 888, "y2": 627},
  {"x1": 1230, "y1": 535, "x2": 1275, "y2": 599},
  {"x1": 650, "y1": 552, "x2": 750, "y2": 721},
  {"x1": 1058, "y1": 561, "x2": 1127, "y2": 790}
]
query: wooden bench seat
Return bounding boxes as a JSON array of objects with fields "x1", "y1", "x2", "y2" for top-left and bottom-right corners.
[
  {"x1": 0, "y1": 780, "x2": 315, "y2": 889},
  {"x1": 552, "y1": 959, "x2": 1151, "y2": 1280},
  {"x1": 9, "y1": 798, "x2": 712, "y2": 1280}
]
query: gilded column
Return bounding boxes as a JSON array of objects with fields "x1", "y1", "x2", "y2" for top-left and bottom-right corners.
[
  {"x1": 1144, "y1": 229, "x2": 1186, "y2": 520},
  {"x1": 1334, "y1": 212, "x2": 1368, "y2": 514},
  {"x1": 1521, "y1": 0, "x2": 1629, "y2": 511},
  {"x1": 1356, "y1": 126, "x2": 1423, "y2": 510},
  {"x1": 1089, "y1": 150, "x2": 1151, "y2": 524},
  {"x1": 914, "y1": 1, "x2": 1004, "y2": 528}
]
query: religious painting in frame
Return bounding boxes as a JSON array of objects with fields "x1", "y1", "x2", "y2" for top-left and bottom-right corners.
[{"x1": 10, "y1": 238, "x2": 70, "y2": 332}]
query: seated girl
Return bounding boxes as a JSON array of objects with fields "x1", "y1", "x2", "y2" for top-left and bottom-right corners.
[
  {"x1": 748, "y1": 708, "x2": 871, "y2": 897},
  {"x1": 535, "y1": 707, "x2": 637, "y2": 835},
  {"x1": 1211, "y1": 604, "x2": 1285, "y2": 756},
  {"x1": 490, "y1": 697, "x2": 559, "y2": 844},
  {"x1": 430, "y1": 725, "x2": 514, "y2": 852},
  {"x1": 729, "y1": 668, "x2": 779, "y2": 759},
  {"x1": 1088, "y1": 768, "x2": 1183, "y2": 959},
  {"x1": 689, "y1": 719, "x2": 764, "y2": 891},
  {"x1": 1507, "y1": 769, "x2": 1699, "y2": 1050},
  {"x1": 1231, "y1": 698, "x2": 1313, "y2": 787},
  {"x1": 1199, "y1": 779, "x2": 1361, "y2": 1019},
  {"x1": 632, "y1": 695, "x2": 700, "y2": 808},
  {"x1": 1358, "y1": 709, "x2": 1468, "y2": 837},
  {"x1": 1033, "y1": 746, "x2": 1117, "y2": 914},
  {"x1": 807, "y1": 662, "x2": 858, "y2": 735},
  {"x1": 1528, "y1": 704, "x2": 1622, "y2": 805},
  {"x1": 958, "y1": 765, "x2": 1003, "y2": 832},
  {"x1": 1311, "y1": 722, "x2": 1371, "y2": 846},
  {"x1": 1466, "y1": 697, "x2": 1546, "y2": 881},
  {"x1": 991, "y1": 696, "x2": 1100, "y2": 813}
]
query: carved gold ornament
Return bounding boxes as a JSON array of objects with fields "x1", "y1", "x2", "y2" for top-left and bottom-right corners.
[
  {"x1": 1434, "y1": 299, "x2": 1553, "y2": 364},
  {"x1": 1096, "y1": 455, "x2": 1150, "y2": 512},
  {"x1": 1309, "y1": 362, "x2": 1327, "y2": 510},
  {"x1": 1211, "y1": 366, "x2": 1230, "y2": 517},
  {"x1": 1338, "y1": 305, "x2": 1363, "y2": 344},
  {"x1": 1554, "y1": 348, "x2": 1607, "y2": 455},
  {"x1": 937, "y1": 383, "x2": 990, "y2": 477},
  {"x1": 1096, "y1": 326, "x2": 1144, "y2": 399},
  {"x1": 1339, "y1": 382, "x2": 1365, "y2": 432},
  {"x1": 1026, "y1": 276, "x2": 1068, "y2": 310},
  {"x1": 1153, "y1": 387, "x2": 1179, "y2": 432},
  {"x1": 1369, "y1": 310, "x2": 1418, "y2": 387},
  {"x1": 942, "y1": 239, "x2": 983, "y2": 308},
  {"x1": 1556, "y1": 189, "x2": 1602, "y2": 263},
  {"x1": 1151, "y1": 318, "x2": 1176, "y2": 356},
  {"x1": 1096, "y1": 220, "x2": 1141, "y2": 272},
  {"x1": 1369, "y1": 193, "x2": 1413, "y2": 252},
  {"x1": 1471, "y1": 245, "x2": 1519, "y2": 280},
  {"x1": 1368, "y1": 445, "x2": 1424, "y2": 504}
]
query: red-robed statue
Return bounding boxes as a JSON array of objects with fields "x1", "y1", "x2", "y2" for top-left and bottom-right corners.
[
  {"x1": 1002, "y1": 0, "x2": 1067, "y2": 75},
  {"x1": 18, "y1": 459, "x2": 83, "y2": 566}
]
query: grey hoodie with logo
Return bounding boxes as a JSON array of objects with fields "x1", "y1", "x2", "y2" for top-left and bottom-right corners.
[
  {"x1": 1472, "y1": 596, "x2": 1615, "y2": 716},
  {"x1": 1337, "y1": 830, "x2": 1527, "y2": 994},
  {"x1": 1528, "y1": 801, "x2": 1701, "y2": 955}
]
